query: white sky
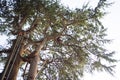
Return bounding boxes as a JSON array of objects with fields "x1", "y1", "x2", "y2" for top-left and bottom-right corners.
[
  {"x1": 0, "y1": 0, "x2": 120, "y2": 80},
  {"x1": 61, "y1": 0, "x2": 120, "y2": 80}
]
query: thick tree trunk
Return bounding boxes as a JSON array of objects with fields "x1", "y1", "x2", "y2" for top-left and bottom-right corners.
[
  {"x1": 27, "y1": 38, "x2": 47, "y2": 80},
  {"x1": 1, "y1": 35, "x2": 24, "y2": 80},
  {"x1": 27, "y1": 54, "x2": 40, "y2": 80},
  {"x1": 6, "y1": 55, "x2": 23, "y2": 80},
  {"x1": 1, "y1": 53, "x2": 23, "y2": 80}
]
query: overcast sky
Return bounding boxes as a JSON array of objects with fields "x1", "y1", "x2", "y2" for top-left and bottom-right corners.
[{"x1": 61, "y1": 0, "x2": 120, "y2": 80}]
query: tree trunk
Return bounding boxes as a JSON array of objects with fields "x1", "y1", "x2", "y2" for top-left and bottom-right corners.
[
  {"x1": 27, "y1": 38, "x2": 47, "y2": 80},
  {"x1": 27, "y1": 54, "x2": 40, "y2": 80},
  {"x1": 0, "y1": 53, "x2": 23, "y2": 80},
  {"x1": 6, "y1": 55, "x2": 23, "y2": 80},
  {"x1": 1, "y1": 35, "x2": 24, "y2": 80}
]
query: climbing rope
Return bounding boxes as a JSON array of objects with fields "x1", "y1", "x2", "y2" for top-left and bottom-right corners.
[{"x1": 1, "y1": 32, "x2": 24, "y2": 80}]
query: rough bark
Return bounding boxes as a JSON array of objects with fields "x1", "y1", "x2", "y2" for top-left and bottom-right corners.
[
  {"x1": 0, "y1": 51, "x2": 23, "y2": 80},
  {"x1": 27, "y1": 54, "x2": 40, "y2": 80},
  {"x1": 27, "y1": 38, "x2": 47, "y2": 80},
  {"x1": 1, "y1": 35, "x2": 25, "y2": 80},
  {"x1": 6, "y1": 55, "x2": 23, "y2": 80}
]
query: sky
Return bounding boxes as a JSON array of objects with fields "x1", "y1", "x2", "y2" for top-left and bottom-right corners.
[
  {"x1": 0, "y1": 0, "x2": 120, "y2": 80},
  {"x1": 61, "y1": 0, "x2": 120, "y2": 80}
]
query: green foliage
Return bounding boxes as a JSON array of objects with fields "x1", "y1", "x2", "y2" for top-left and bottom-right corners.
[{"x1": 0, "y1": 0, "x2": 116, "y2": 80}]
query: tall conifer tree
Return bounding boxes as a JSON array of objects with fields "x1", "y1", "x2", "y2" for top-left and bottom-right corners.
[{"x1": 0, "y1": 0, "x2": 116, "y2": 80}]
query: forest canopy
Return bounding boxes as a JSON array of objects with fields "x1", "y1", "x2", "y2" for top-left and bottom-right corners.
[{"x1": 0, "y1": 0, "x2": 116, "y2": 80}]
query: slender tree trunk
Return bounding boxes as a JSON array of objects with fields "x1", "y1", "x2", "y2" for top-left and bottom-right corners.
[{"x1": 27, "y1": 54, "x2": 40, "y2": 80}]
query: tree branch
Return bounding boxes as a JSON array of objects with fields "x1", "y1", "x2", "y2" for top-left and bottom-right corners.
[
  {"x1": 26, "y1": 38, "x2": 47, "y2": 58},
  {"x1": 0, "y1": 49, "x2": 12, "y2": 54},
  {"x1": 25, "y1": 16, "x2": 39, "y2": 34}
]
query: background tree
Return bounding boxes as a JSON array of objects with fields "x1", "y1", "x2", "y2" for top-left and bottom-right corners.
[{"x1": 0, "y1": 0, "x2": 116, "y2": 80}]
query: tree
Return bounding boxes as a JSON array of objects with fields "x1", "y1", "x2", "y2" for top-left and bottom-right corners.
[{"x1": 0, "y1": 0, "x2": 116, "y2": 80}]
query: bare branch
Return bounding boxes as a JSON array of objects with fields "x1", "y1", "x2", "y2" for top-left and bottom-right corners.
[{"x1": 0, "y1": 49, "x2": 12, "y2": 54}]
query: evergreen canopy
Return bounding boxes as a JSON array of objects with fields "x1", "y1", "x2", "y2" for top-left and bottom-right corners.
[{"x1": 0, "y1": 0, "x2": 116, "y2": 80}]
